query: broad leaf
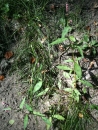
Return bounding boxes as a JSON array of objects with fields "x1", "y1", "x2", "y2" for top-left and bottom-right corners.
[
  {"x1": 57, "y1": 65, "x2": 72, "y2": 71},
  {"x1": 9, "y1": 119, "x2": 14, "y2": 125},
  {"x1": 90, "y1": 40, "x2": 97, "y2": 46},
  {"x1": 82, "y1": 87, "x2": 87, "y2": 94},
  {"x1": 90, "y1": 104, "x2": 98, "y2": 110},
  {"x1": 52, "y1": 114, "x2": 65, "y2": 121},
  {"x1": 62, "y1": 26, "x2": 72, "y2": 38},
  {"x1": 50, "y1": 38, "x2": 67, "y2": 45},
  {"x1": 33, "y1": 81, "x2": 42, "y2": 94},
  {"x1": 63, "y1": 71, "x2": 70, "y2": 78},
  {"x1": 64, "y1": 58, "x2": 73, "y2": 62},
  {"x1": 82, "y1": 44, "x2": 88, "y2": 49},
  {"x1": 74, "y1": 89, "x2": 81, "y2": 96},
  {"x1": 19, "y1": 98, "x2": 25, "y2": 109},
  {"x1": 64, "y1": 88, "x2": 72, "y2": 92},
  {"x1": 69, "y1": 35, "x2": 76, "y2": 42},
  {"x1": 24, "y1": 115, "x2": 28, "y2": 130},
  {"x1": 74, "y1": 62, "x2": 82, "y2": 79},
  {"x1": 83, "y1": 35, "x2": 89, "y2": 42},
  {"x1": 80, "y1": 80, "x2": 93, "y2": 87}
]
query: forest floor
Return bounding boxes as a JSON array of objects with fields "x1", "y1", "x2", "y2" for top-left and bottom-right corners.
[{"x1": 0, "y1": 0, "x2": 98, "y2": 130}]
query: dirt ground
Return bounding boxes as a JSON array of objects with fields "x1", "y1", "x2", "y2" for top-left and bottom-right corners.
[{"x1": 0, "y1": 0, "x2": 98, "y2": 130}]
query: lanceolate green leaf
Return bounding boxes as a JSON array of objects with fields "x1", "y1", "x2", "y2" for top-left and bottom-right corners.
[
  {"x1": 19, "y1": 97, "x2": 25, "y2": 109},
  {"x1": 33, "y1": 111, "x2": 51, "y2": 125},
  {"x1": 74, "y1": 89, "x2": 81, "y2": 96},
  {"x1": 62, "y1": 26, "x2": 72, "y2": 38},
  {"x1": 50, "y1": 38, "x2": 67, "y2": 45},
  {"x1": 42, "y1": 116, "x2": 52, "y2": 125},
  {"x1": 80, "y1": 80, "x2": 93, "y2": 87},
  {"x1": 90, "y1": 104, "x2": 98, "y2": 110},
  {"x1": 3, "y1": 107, "x2": 11, "y2": 111},
  {"x1": 47, "y1": 117, "x2": 52, "y2": 130},
  {"x1": 24, "y1": 114, "x2": 28, "y2": 130},
  {"x1": 36, "y1": 88, "x2": 49, "y2": 97},
  {"x1": 64, "y1": 58, "x2": 73, "y2": 62},
  {"x1": 63, "y1": 71, "x2": 70, "y2": 78},
  {"x1": 57, "y1": 65, "x2": 72, "y2": 71},
  {"x1": 33, "y1": 110, "x2": 45, "y2": 117},
  {"x1": 25, "y1": 104, "x2": 33, "y2": 112},
  {"x1": 33, "y1": 81, "x2": 42, "y2": 94},
  {"x1": 74, "y1": 62, "x2": 82, "y2": 79},
  {"x1": 52, "y1": 114, "x2": 65, "y2": 121},
  {"x1": 77, "y1": 46, "x2": 84, "y2": 58}
]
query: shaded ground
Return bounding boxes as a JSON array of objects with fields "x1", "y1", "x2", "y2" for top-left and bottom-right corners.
[{"x1": 0, "y1": 0, "x2": 98, "y2": 130}]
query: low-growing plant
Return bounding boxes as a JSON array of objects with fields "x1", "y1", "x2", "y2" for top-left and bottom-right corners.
[{"x1": 49, "y1": 25, "x2": 98, "y2": 129}]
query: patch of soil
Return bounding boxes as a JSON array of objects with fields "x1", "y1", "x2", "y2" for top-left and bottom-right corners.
[{"x1": 0, "y1": 73, "x2": 47, "y2": 130}]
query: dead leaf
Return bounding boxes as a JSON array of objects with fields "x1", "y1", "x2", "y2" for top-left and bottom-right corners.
[
  {"x1": 88, "y1": 60, "x2": 95, "y2": 69},
  {"x1": 0, "y1": 75, "x2": 5, "y2": 81},
  {"x1": 58, "y1": 45, "x2": 64, "y2": 52},
  {"x1": 40, "y1": 37, "x2": 47, "y2": 44},
  {"x1": 82, "y1": 58, "x2": 89, "y2": 62},
  {"x1": 94, "y1": 32, "x2": 98, "y2": 36},
  {"x1": 30, "y1": 57, "x2": 36, "y2": 63},
  {"x1": 28, "y1": 75, "x2": 33, "y2": 84},
  {"x1": 84, "y1": 26, "x2": 91, "y2": 31},
  {"x1": 4, "y1": 51, "x2": 13, "y2": 59},
  {"x1": 94, "y1": 21, "x2": 98, "y2": 26},
  {"x1": 50, "y1": 54, "x2": 53, "y2": 59},
  {"x1": 93, "y1": 3, "x2": 98, "y2": 9},
  {"x1": 41, "y1": 70, "x2": 49, "y2": 74},
  {"x1": 38, "y1": 24, "x2": 42, "y2": 27},
  {"x1": 50, "y1": 4, "x2": 55, "y2": 10},
  {"x1": 79, "y1": 113, "x2": 83, "y2": 118}
]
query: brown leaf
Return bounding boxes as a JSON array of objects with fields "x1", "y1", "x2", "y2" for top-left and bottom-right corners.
[
  {"x1": 58, "y1": 45, "x2": 65, "y2": 52},
  {"x1": 94, "y1": 32, "x2": 98, "y2": 36},
  {"x1": 94, "y1": 21, "x2": 98, "y2": 26},
  {"x1": 0, "y1": 75, "x2": 5, "y2": 81},
  {"x1": 41, "y1": 70, "x2": 49, "y2": 74},
  {"x1": 93, "y1": 3, "x2": 98, "y2": 9},
  {"x1": 79, "y1": 113, "x2": 83, "y2": 118},
  {"x1": 84, "y1": 26, "x2": 91, "y2": 31},
  {"x1": 4, "y1": 51, "x2": 14, "y2": 59},
  {"x1": 30, "y1": 57, "x2": 36, "y2": 63},
  {"x1": 82, "y1": 58, "x2": 89, "y2": 62},
  {"x1": 40, "y1": 37, "x2": 47, "y2": 44},
  {"x1": 50, "y1": 4, "x2": 55, "y2": 10},
  {"x1": 88, "y1": 60, "x2": 95, "y2": 69}
]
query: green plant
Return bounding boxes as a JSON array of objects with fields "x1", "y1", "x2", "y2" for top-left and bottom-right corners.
[
  {"x1": 50, "y1": 26, "x2": 94, "y2": 101},
  {"x1": 19, "y1": 97, "x2": 52, "y2": 130},
  {"x1": 49, "y1": 25, "x2": 97, "y2": 129}
]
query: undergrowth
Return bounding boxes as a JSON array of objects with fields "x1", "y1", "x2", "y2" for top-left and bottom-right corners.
[{"x1": 0, "y1": 0, "x2": 98, "y2": 130}]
